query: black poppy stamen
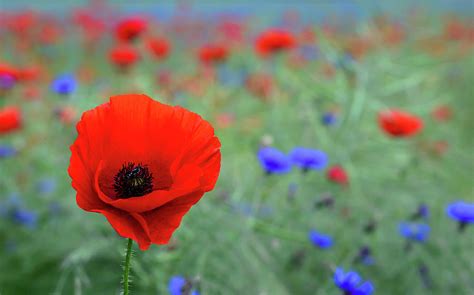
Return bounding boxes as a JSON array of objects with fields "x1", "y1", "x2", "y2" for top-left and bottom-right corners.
[{"x1": 113, "y1": 162, "x2": 153, "y2": 199}]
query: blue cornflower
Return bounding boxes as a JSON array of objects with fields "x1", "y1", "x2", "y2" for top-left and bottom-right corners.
[
  {"x1": 446, "y1": 201, "x2": 474, "y2": 231},
  {"x1": 322, "y1": 112, "x2": 337, "y2": 126},
  {"x1": 308, "y1": 230, "x2": 333, "y2": 249},
  {"x1": 51, "y1": 74, "x2": 77, "y2": 95},
  {"x1": 290, "y1": 147, "x2": 328, "y2": 172},
  {"x1": 398, "y1": 222, "x2": 430, "y2": 242},
  {"x1": 0, "y1": 145, "x2": 17, "y2": 158},
  {"x1": 334, "y1": 267, "x2": 374, "y2": 295},
  {"x1": 257, "y1": 147, "x2": 292, "y2": 174},
  {"x1": 37, "y1": 178, "x2": 57, "y2": 194},
  {"x1": 168, "y1": 276, "x2": 199, "y2": 295},
  {"x1": 446, "y1": 201, "x2": 474, "y2": 224},
  {"x1": 11, "y1": 208, "x2": 37, "y2": 229}
]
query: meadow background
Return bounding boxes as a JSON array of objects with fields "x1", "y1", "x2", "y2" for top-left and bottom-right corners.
[{"x1": 0, "y1": 1, "x2": 473, "y2": 294}]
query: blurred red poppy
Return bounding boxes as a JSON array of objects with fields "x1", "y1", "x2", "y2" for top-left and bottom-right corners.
[
  {"x1": 431, "y1": 105, "x2": 453, "y2": 122},
  {"x1": 0, "y1": 106, "x2": 22, "y2": 134},
  {"x1": 378, "y1": 109, "x2": 423, "y2": 137},
  {"x1": 327, "y1": 165, "x2": 349, "y2": 186},
  {"x1": 147, "y1": 37, "x2": 171, "y2": 60},
  {"x1": 0, "y1": 63, "x2": 19, "y2": 80},
  {"x1": 8, "y1": 11, "x2": 37, "y2": 37},
  {"x1": 68, "y1": 94, "x2": 221, "y2": 250},
  {"x1": 55, "y1": 106, "x2": 77, "y2": 124},
  {"x1": 345, "y1": 36, "x2": 371, "y2": 60},
  {"x1": 383, "y1": 24, "x2": 405, "y2": 46},
  {"x1": 245, "y1": 72, "x2": 274, "y2": 100},
  {"x1": 18, "y1": 65, "x2": 42, "y2": 82},
  {"x1": 445, "y1": 19, "x2": 466, "y2": 41},
  {"x1": 198, "y1": 43, "x2": 229, "y2": 64},
  {"x1": 38, "y1": 20, "x2": 62, "y2": 45},
  {"x1": 218, "y1": 20, "x2": 244, "y2": 42},
  {"x1": 115, "y1": 17, "x2": 147, "y2": 42},
  {"x1": 255, "y1": 29, "x2": 296, "y2": 56},
  {"x1": 73, "y1": 10, "x2": 106, "y2": 45},
  {"x1": 109, "y1": 44, "x2": 139, "y2": 69}
]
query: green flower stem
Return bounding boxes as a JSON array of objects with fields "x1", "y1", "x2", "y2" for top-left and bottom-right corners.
[
  {"x1": 251, "y1": 219, "x2": 306, "y2": 243},
  {"x1": 123, "y1": 238, "x2": 133, "y2": 295}
]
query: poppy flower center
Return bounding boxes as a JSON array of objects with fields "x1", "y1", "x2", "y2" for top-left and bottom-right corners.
[{"x1": 113, "y1": 163, "x2": 153, "y2": 199}]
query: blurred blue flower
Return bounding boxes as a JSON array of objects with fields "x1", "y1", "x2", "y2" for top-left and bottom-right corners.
[
  {"x1": 322, "y1": 112, "x2": 337, "y2": 126},
  {"x1": 361, "y1": 255, "x2": 375, "y2": 266},
  {"x1": 11, "y1": 208, "x2": 38, "y2": 229},
  {"x1": 300, "y1": 45, "x2": 319, "y2": 61},
  {"x1": 168, "y1": 276, "x2": 199, "y2": 295},
  {"x1": 398, "y1": 222, "x2": 430, "y2": 242},
  {"x1": 308, "y1": 230, "x2": 333, "y2": 249},
  {"x1": 417, "y1": 204, "x2": 430, "y2": 219},
  {"x1": 0, "y1": 145, "x2": 17, "y2": 158},
  {"x1": 257, "y1": 147, "x2": 292, "y2": 174},
  {"x1": 0, "y1": 74, "x2": 15, "y2": 90},
  {"x1": 446, "y1": 201, "x2": 474, "y2": 224},
  {"x1": 37, "y1": 178, "x2": 57, "y2": 194},
  {"x1": 290, "y1": 147, "x2": 328, "y2": 172},
  {"x1": 51, "y1": 74, "x2": 77, "y2": 95},
  {"x1": 334, "y1": 267, "x2": 374, "y2": 295},
  {"x1": 354, "y1": 246, "x2": 374, "y2": 266}
]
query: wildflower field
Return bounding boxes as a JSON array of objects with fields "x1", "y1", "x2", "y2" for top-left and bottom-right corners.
[{"x1": 0, "y1": 1, "x2": 473, "y2": 295}]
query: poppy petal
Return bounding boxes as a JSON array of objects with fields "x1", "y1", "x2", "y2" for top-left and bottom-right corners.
[
  {"x1": 141, "y1": 191, "x2": 204, "y2": 244},
  {"x1": 93, "y1": 207, "x2": 151, "y2": 250}
]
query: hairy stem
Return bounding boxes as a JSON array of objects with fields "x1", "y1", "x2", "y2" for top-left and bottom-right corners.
[{"x1": 123, "y1": 238, "x2": 133, "y2": 295}]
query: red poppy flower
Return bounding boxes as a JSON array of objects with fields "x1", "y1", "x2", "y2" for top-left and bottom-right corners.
[
  {"x1": 68, "y1": 94, "x2": 221, "y2": 250},
  {"x1": 326, "y1": 165, "x2": 348, "y2": 186},
  {"x1": 378, "y1": 109, "x2": 423, "y2": 137},
  {"x1": 147, "y1": 37, "x2": 171, "y2": 60},
  {"x1": 115, "y1": 17, "x2": 147, "y2": 42},
  {"x1": 255, "y1": 29, "x2": 296, "y2": 57},
  {"x1": 0, "y1": 63, "x2": 19, "y2": 80},
  {"x1": 198, "y1": 43, "x2": 229, "y2": 64},
  {"x1": 0, "y1": 106, "x2": 22, "y2": 134},
  {"x1": 109, "y1": 44, "x2": 140, "y2": 69}
]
